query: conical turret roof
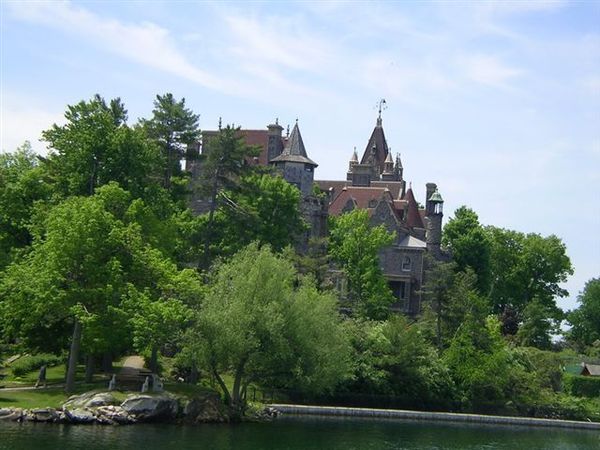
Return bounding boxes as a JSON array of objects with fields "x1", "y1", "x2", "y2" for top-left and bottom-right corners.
[{"x1": 271, "y1": 122, "x2": 317, "y2": 166}]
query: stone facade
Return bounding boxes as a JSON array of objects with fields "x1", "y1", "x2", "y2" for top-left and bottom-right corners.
[
  {"x1": 317, "y1": 114, "x2": 445, "y2": 315},
  {"x1": 186, "y1": 114, "x2": 445, "y2": 315}
]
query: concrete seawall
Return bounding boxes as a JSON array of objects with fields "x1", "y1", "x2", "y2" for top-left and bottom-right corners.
[{"x1": 270, "y1": 404, "x2": 600, "y2": 430}]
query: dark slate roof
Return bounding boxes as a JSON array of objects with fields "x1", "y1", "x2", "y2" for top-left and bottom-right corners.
[
  {"x1": 270, "y1": 123, "x2": 317, "y2": 166},
  {"x1": 359, "y1": 118, "x2": 389, "y2": 174},
  {"x1": 404, "y1": 187, "x2": 425, "y2": 229}
]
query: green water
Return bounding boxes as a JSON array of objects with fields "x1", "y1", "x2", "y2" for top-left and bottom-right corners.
[{"x1": 1, "y1": 417, "x2": 598, "y2": 450}]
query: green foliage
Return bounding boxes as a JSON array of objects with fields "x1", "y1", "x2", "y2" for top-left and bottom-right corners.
[
  {"x1": 207, "y1": 174, "x2": 307, "y2": 257},
  {"x1": 183, "y1": 243, "x2": 351, "y2": 412},
  {"x1": 142, "y1": 93, "x2": 200, "y2": 197},
  {"x1": 443, "y1": 310, "x2": 517, "y2": 412},
  {"x1": 329, "y1": 209, "x2": 395, "y2": 320},
  {"x1": 0, "y1": 142, "x2": 53, "y2": 269},
  {"x1": 486, "y1": 226, "x2": 572, "y2": 320},
  {"x1": 341, "y1": 317, "x2": 456, "y2": 409},
  {"x1": 0, "y1": 184, "x2": 202, "y2": 371},
  {"x1": 10, "y1": 353, "x2": 64, "y2": 377},
  {"x1": 516, "y1": 299, "x2": 558, "y2": 349},
  {"x1": 563, "y1": 374, "x2": 600, "y2": 398},
  {"x1": 195, "y1": 125, "x2": 261, "y2": 267},
  {"x1": 42, "y1": 95, "x2": 162, "y2": 198},
  {"x1": 568, "y1": 278, "x2": 600, "y2": 350},
  {"x1": 442, "y1": 206, "x2": 491, "y2": 293},
  {"x1": 512, "y1": 347, "x2": 563, "y2": 392},
  {"x1": 421, "y1": 257, "x2": 484, "y2": 350}
]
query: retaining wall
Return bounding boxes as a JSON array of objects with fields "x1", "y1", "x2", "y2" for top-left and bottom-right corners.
[{"x1": 270, "y1": 404, "x2": 600, "y2": 430}]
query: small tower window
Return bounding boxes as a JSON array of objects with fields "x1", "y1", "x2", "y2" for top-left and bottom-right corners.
[{"x1": 402, "y1": 256, "x2": 412, "y2": 271}]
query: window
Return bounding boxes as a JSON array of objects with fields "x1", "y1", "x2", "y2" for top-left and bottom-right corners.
[
  {"x1": 390, "y1": 281, "x2": 407, "y2": 300},
  {"x1": 402, "y1": 256, "x2": 412, "y2": 271}
]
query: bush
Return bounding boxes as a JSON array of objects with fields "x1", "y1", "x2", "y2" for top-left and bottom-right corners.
[
  {"x1": 529, "y1": 393, "x2": 600, "y2": 422},
  {"x1": 10, "y1": 353, "x2": 63, "y2": 377},
  {"x1": 563, "y1": 373, "x2": 600, "y2": 398}
]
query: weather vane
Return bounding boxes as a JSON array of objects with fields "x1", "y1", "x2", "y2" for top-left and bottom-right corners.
[{"x1": 375, "y1": 98, "x2": 387, "y2": 119}]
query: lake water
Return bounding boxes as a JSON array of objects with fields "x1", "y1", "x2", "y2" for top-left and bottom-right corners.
[{"x1": 1, "y1": 416, "x2": 598, "y2": 449}]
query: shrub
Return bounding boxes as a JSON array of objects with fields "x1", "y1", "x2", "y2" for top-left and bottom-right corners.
[
  {"x1": 10, "y1": 353, "x2": 63, "y2": 377},
  {"x1": 563, "y1": 373, "x2": 600, "y2": 398}
]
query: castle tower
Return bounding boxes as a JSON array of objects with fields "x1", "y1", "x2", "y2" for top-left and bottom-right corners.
[
  {"x1": 270, "y1": 122, "x2": 317, "y2": 197},
  {"x1": 267, "y1": 119, "x2": 284, "y2": 162},
  {"x1": 424, "y1": 183, "x2": 444, "y2": 257}
]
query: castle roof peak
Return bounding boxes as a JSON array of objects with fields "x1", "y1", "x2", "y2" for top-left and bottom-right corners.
[{"x1": 270, "y1": 121, "x2": 317, "y2": 166}]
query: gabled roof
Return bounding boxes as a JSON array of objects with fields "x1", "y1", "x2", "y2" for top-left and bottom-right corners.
[
  {"x1": 316, "y1": 180, "x2": 404, "y2": 202},
  {"x1": 328, "y1": 186, "x2": 395, "y2": 216},
  {"x1": 359, "y1": 119, "x2": 389, "y2": 174},
  {"x1": 404, "y1": 187, "x2": 425, "y2": 229},
  {"x1": 271, "y1": 123, "x2": 317, "y2": 166},
  {"x1": 582, "y1": 363, "x2": 600, "y2": 376}
]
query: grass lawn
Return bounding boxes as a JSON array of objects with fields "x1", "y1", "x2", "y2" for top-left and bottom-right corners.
[
  {"x1": 0, "y1": 364, "x2": 109, "y2": 388},
  {"x1": 0, "y1": 382, "x2": 128, "y2": 409}
]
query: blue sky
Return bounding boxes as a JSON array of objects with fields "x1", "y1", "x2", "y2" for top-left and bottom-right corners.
[{"x1": 1, "y1": 1, "x2": 598, "y2": 311}]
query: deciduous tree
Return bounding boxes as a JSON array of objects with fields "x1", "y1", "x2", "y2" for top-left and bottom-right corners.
[
  {"x1": 329, "y1": 209, "x2": 395, "y2": 320},
  {"x1": 183, "y1": 243, "x2": 350, "y2": 417}
]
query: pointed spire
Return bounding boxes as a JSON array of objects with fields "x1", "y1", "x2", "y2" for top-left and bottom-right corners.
[
  {"x1": 218, "y1": 117, "x2": 222, "y2": 130},
  {"x1": 385, "y1": 152, "x2": 393, "y2": 163},
  {"x1": 286, "y1": 124, "x2": 290, "y2": 138},
  {"x1": 270, "y1": 122, "x2": 317, "y2": 166},
  {"x1": 286, "y1": 123, "x2": 307, "y2": 157},
  {"x1": 351, "y1": 147, "x2": 358, "y2": 162},
  {"x1": 395, "y1": 153, "x2": 403, "y2": 169}
]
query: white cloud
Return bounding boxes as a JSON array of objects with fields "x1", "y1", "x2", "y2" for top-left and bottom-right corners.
[
  {"x1": 6, "y1": 1, "x2": 240, "y2": 94},
  {"x1": 461, "y1": 54, "x2": 524, "y2": 88},
  {"x1": 224, "y1": 15, "x2": 333, "y2": 74},
  {"x1": 0, "y1": 93, "x2": 64, "y2": 154}
]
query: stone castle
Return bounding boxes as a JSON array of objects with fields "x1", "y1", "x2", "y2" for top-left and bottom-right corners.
[{"x1": 187, "y1": 112, "x2": 445, "y2": 315}]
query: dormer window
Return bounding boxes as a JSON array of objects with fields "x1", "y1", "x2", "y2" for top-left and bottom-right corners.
[{"x1": 402, "y1": 256, "x2": 411, "y2": 271}]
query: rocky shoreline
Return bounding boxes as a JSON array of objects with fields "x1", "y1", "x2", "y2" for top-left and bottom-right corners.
[{"x1": 0, "y1": 390, "x2": 279, "y2": 425}]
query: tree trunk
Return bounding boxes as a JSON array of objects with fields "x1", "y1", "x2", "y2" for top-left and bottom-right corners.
[
  {"x1": 189, "y1": 364, "x2": 199, "y2": 384},
  {"x1": 231, "y1": 361, "x2": 246, "y2": 409},
  {"x1": 212, "y1": 369, "x2": 231, "y2": 406},
  {"x1": 200, "y1": 168, "x2": 221, "y2": 270},
  {"x1": 84, "y1": 354, "x2": 95, "y2": 383},
  {"x1": 149, "y1": 346, "x2": 159, "y2": 373},
  {"x1": 436, "y1": 297, "x2": 442, "y2": 352},
  {"x1": 65, "y1": 319, "x2": 82, "y2": 393},
  {"x1": 101, "y1": 352, "x2": 113, "y2": 373}
]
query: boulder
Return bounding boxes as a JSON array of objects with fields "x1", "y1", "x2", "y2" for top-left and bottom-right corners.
[
  {"x1": 64, "y1": 407, "x2": 96, "y2": 424},
  {"x1": 0, "y1": 407, "x2": 23, "y2": 421},
  {"x1": 95, "y1": 405, "x2": 135, "y2": 425},
  {"x1": 120, "y1": 394, "x2": 178, "y2": 422},
  {"x1": 26, "y1": 408, "x2": 60, "y2": 422},
  {"x1": 183, "y1": 394, "x2": 229, "y2": 423},
  {"x1": 64, "y1": 391, "x2": 118, "y2": 409}
]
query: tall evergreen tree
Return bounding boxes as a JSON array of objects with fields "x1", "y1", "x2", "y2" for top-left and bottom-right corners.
[{"x1": 142, "y1": 93, "x2": 200, "y2": 193}]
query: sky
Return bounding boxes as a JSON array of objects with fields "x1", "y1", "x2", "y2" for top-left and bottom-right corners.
[{"x1": 1, "y1": 0, "x2": 598, "y2": 311}]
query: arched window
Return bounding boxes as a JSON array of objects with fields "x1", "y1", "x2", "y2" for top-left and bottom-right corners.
[{"x1": 402, "y1": 256, "x2": 411, "y2": 271}]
